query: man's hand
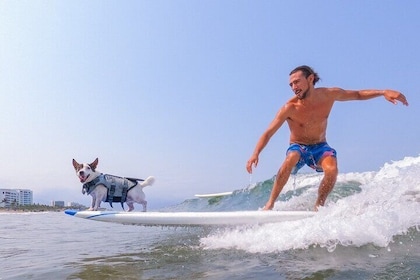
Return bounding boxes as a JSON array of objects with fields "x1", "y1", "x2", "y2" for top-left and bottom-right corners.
[
  {"x1": 246, "y1": 155, "x2": 259, "y2": 174},
  {"x1": 384, "y1": 90, "x2": 409, "y2": 106}
]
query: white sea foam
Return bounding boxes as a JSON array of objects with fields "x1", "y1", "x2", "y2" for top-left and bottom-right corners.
[{"x1": 201, "y1": 155, "x2": 420, "y2": 253}]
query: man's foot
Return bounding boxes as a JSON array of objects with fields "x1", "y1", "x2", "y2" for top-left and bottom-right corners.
[{"x1": 262, "y1": 202, "x2": 274, "y2": 211}]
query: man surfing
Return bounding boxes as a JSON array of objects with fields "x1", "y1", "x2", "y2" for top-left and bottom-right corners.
[{"x1": 246, "y1": 65, "x2": 408, "y2": 211}]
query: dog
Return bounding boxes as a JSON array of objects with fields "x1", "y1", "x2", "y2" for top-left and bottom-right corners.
[{"x1": 72, "y1": 158, "x2": 155, "y2": 211}]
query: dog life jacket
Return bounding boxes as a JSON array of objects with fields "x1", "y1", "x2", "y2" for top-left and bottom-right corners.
[{"x1": 82, "y1": 174, "x2": 138, "y2": 209}]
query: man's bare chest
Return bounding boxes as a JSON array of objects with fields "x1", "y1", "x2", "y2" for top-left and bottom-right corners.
[{"x1": 292, "y1": 104, "x2": 330, "y2": 125}]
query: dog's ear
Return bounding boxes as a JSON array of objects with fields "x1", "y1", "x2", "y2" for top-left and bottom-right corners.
[
  {"x1": 89, "y1": 158, "x2": 99, "y2": 171},
  {"x1": 72, "y1": 159, "x2": 81, "y2": 170}
]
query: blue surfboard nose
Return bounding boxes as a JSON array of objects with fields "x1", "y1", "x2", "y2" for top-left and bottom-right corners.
[{"x1": 65, "y1": 210, "x2": 77, "y2": 216}]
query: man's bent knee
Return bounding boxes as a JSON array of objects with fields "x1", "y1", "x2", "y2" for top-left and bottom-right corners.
[{"x1": 320, "y1": 156, "x2": 338, "y2": 175}]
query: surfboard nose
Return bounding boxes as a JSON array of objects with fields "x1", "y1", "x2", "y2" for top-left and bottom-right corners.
[{"x1": 65, "y1": 210, "x2": 77, "y2": 216}]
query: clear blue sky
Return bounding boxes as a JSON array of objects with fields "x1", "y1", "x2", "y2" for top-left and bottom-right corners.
[{"x1": 0, "y1": 1, "x2": 418, "y2": 208}]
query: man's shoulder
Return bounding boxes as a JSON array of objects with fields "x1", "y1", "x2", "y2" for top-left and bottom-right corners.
[
  {"x1": 315, "y1": 87, "x2": 343, "y2": 93},
  {"x1": 314, "y1": 87, "x2": 345, "y2": 100},
  {"x1": 284, "y1": 97, "x2": 299, "y2": 108}
]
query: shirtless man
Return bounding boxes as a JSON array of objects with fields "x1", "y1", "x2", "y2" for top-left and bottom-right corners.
[{"x1": 246, "y1": 65, "x2": 408, "y2": 211}]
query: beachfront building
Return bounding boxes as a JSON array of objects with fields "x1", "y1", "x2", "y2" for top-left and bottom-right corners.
[
  {"x1": 51, "y1": 200, "x2": 65, "y2": 207},
  {"x1": 0, "y1": 188, "x2": 33, "y2": 208}
]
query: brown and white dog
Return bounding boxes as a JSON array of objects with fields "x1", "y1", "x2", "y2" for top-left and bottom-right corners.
[{"x1": 72, "y1": 158, "x2": 155, "y2": 211}]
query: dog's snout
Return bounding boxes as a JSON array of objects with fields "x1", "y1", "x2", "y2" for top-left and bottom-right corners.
[{"x1": 79, "y1": 171, "x2": 85, "y2": 176}]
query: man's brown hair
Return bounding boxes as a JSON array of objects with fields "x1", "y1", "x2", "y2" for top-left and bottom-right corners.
[{"x1": 290, "y1": 65, "x2": 320, "y2": 85}]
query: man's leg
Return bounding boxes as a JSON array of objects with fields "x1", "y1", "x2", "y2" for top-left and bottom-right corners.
[
  {"x1": 315, "y1": 156, "x2": 338, "y2": 210},
  {"x1": 263, "y1": 151, "x2": 300, "y2": 210}
]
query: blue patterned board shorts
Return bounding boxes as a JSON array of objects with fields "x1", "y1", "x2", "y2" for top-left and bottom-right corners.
[{"x1": 287, "y1": 142, "x2": 337, "y2": 174}]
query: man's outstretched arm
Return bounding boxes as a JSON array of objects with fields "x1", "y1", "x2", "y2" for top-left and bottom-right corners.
[{"x1": 333, "y1": 88, "x2": 409, "y2": 106}]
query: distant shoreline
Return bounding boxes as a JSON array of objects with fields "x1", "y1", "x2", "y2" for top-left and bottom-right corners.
[
  {"x1": 0, "y1": 208, "x2": 64, "y2": 213},
  {"x1": 0, "y1": 205, "x2": 87, "y2": 213}
]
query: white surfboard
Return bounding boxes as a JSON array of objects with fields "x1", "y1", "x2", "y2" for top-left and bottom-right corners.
[
  {"x1": 65, "y1": 210, "x2": 315, "y2": 226},
  {"x1": 194, "y1": 191, "x2": 233, "y2": 198}
]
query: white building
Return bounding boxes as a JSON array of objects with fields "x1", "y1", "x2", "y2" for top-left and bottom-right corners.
[{"x1": 0, "y1": 189, "x2": 33, "y2": 207}]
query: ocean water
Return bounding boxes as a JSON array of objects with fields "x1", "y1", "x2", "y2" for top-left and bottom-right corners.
[{"x1": 1, "y1": 156, "x2": 420, "y2": 280}]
